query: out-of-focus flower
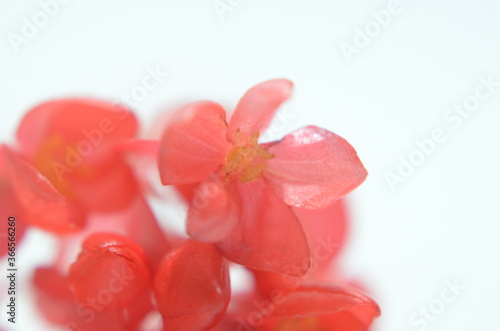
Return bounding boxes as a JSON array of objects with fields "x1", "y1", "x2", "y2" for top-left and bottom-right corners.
[
  {"x1": 6, "y1": 99, "x2": 139, "y2": 233},
  {"x1": 158, "y1": 79, "x2": 367, "y2": 277}
]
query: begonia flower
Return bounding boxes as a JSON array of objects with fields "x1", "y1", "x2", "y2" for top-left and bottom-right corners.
[
  {"x1": 158, "y1": 79, "x2": 367, "y2": 277},
  {"x1": 8, "y1": 99, "x2": 139, "y2": 233}
]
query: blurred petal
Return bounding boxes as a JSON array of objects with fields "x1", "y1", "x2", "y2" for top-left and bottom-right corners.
[
  {"x1": 85, "y1": 195, "x2": 172, "y2": 270},
  {"x1": 158, "y1": 101, "x2": 231, "y2": 185},
  {"x1": 265, "y1": 126, "x2": 367, "y2": 209},
  {"x1": 34, "y1": 267, "x2": 153, "y2": 331},
  {"x1": 0, "y1": 151, "x2": 27, "y2": 256},
  {"x1": 273, "y1": 285, "x2": 380, "y2": 318},
  {"x1": 68, "y1": 155, "x2": 139, "y2": 213},
  {"x1": 32, "y1": 267, "x2": 75, "y2": 325},
  {"x1": 69, "y1": 233, "x2": 151, "y2": 311},
  {"x1": 116, "y1": 139, "x2": 160, "y2": 157},
  {"x1": 217, "y1": 179, "x2": 310, "y2": 277},
  {"x1": 293, "y1": 199, "x2": 349, "y2": 268},
  {"x1": 187, "y1": 178, "x2": 241, "y2": 243},
  {"x1": 15, "y1": 99, "x2": 140, "y2": 213},
  {"x1": 228, "y1": 79, "x2": 293, "y2": 144},
  {"x1": 154, "y1": 240, "x2": 230, "y2": 331},
  {"x1": 2, "y1": 146, "x2": 85, "y2": 233},
  {"x1": 16, "y1": 98, "x2": 137, "y2": 159}
]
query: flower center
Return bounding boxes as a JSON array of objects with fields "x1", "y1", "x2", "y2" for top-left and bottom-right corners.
[{"x1": 223, "y1": 132, "x2": 274, "y2": 184}]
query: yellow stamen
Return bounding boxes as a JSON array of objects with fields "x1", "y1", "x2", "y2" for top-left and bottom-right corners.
[{"x1": 223, "y1": 132, "x2": 274, "y2": 184}]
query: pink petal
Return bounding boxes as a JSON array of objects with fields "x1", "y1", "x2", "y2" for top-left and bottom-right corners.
[
  {"x1": 216, "y1": 178, "x2": 310, "y2": 277},
  {"x1": 16, "y1": 98, "x2": 138, "y2": 159},
  {"x1": 273, "y1": 285, "x2": 380, "y2": 318},
  {"x1": 158, "y1": 101, "x2": 231, "y2": 185},
  {"x1": 187, "y1": 177, "x2": 241, "y2": 243},
  {"x1": 264, "y1": 126, "x2": 367, "y2": 209},
  {"x1": 293, "y1": 199, "x2": 349, "y2": 269},
  {"x1": 67, "y1": 155, "x2": 140, "y2": 213},
  {"x1": 227, "y1": 79, "x2": 293, "y2": 144},
  {"x1": 154, "y1": 240, "x2": 230, "y2": 331},
  {"x1": 0, "y1": 151, "x2": 28, "y2": 257},
  {"x1": 116, "y1": 139, "x2": 160, "y2": 157},
  {"x1": 2, "y1": 146, "x2": 85, "y2": 233}
]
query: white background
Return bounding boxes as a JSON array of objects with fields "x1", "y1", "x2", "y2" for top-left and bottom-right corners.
[{"x1": 1, "y1": 0, "x2": 499, "y2": 330}]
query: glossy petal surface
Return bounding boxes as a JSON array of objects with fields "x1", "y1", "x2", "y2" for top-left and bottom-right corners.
[
  {"x1": 69, "y1": 233, "x2": 151, "y2": 311},
  {"x1": 265, "y1": 126, "x2": 367, "y2": 209}
]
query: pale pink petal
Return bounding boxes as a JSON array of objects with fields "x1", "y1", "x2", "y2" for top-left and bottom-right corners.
[
  {"x1": 264, "y1": 126, "x2": 367, "y2": 209},
  {"x1": 227, "y1": 79, "x2": 293, "y2": 144},
  {"x1": 158, "y1": 101, "x2": 231, "y2": 185}
]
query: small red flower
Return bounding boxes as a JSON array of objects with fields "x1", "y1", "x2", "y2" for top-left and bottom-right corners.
[
  {"x1": 158, "y1": 79, "x2": 367, "y2": 277},
  {"x1": 7, "y1": 99, "x2": 139, "y2": 233}
]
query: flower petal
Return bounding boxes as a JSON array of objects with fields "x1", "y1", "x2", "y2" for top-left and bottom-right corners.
[
  {"x1": 228, "y1": 79, "x2": 293, "y2": 144},
  {"x1": 34, "y1": 266, "x2": 153, "y2": 331},
  {"x1": 158, "y1": 101, "x2": 231, "y2": 185},
  {"x1": 0, "y1": 152, "x2": 27, "y2": 257},
  {"x1": 2, "y1": 146, "x2": 85, "y2": 233},
  {"x1": 265, "y1": 126, "x2": 367, "y2": 209},
  {"x1": 69, "y1": 233, "x2": 151, "y2": 311},
  {"x1": 32, "y1": 267, "x2": 75, "y2": 325},
  {"x1": 67, "y1": 155, "x2": 140, "y2": 213},
  {"x1": 154, "y1": 240, "x2": 230, "y2": 331},
  {"x1": 293, "y1": 199, "x2": 349, "y2": 269},
  {"x1": 187, "y1": 178, "x2": 241, "y2": 243},
  {"x1": 16, "y1": 98, "x2": 137, "y2": 159},
  {"x1": 217, "y1": 178, "x2": 310, "y2": 277},
  {"x1": 273, "y1": 285, "x2": 380, "y2": 318}
]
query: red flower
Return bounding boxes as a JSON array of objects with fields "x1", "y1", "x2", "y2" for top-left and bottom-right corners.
[
  {"x1": 6, "y1": 99, "x2": 140, "y2": 233},
  {"x1": 158, "y1": 79, "x2": 367, "y2": 277}
]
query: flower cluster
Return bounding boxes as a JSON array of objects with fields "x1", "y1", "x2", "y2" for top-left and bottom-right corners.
[{"x1": 1, "y1": 79, "x2": 380, "y2": 330}]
